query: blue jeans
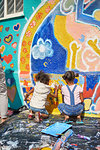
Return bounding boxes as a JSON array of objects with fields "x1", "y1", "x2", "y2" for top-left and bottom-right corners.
[
  {"x1": 58, "y1": 103, "x2": 84, "y2": 116},
  {"x1": 30, "y1": 106, "x2": 48, "y2": 115}
]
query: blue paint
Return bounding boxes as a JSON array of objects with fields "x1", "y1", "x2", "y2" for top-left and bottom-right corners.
[
  {"x1": 77, "y1": 0, "x2": 100, "y2": 28},
  {"x1": 31, "y1": 16, "x2": 67, "y2": 74},
  {"x1": 86, "y1": 75, "x2": 99, "y2": 91},
  {"x1": 79, "y1": 34, "x2": 85, "y2": 43},
  {"x1": 74, "y1": 78, "x2": 78, "y2": 84},
  {"x1": 91, "y1": 105, "x2": 95, "y2": 111},
  {"x1": 83, "y1": 0, "x2": 100, "y2": 15}
]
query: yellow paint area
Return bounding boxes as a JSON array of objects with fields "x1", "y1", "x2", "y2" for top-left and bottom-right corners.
[
  {"x1": 84, "y1": 99, "x2": 92, "y2": 111},
  {"x1": 0, "y1": 45, "x2": 5, "y2": 53},
  {"x1": 70, "y1": 41, "x2": 81, "y2": 69},
  {"x1": 46, "y1": 88, "x2": 62, "y2": 114},
  {"x1": 54, "y1": 15, "x2": 77, "y2": 69},
  {"x1": 88, "y1": 39, "x2": 100, "y2": 56},
  {"x1": 82, "y1": 113, "x2": 100, "y2": 118},
  {"x1": 41, "y1": 148, "x2": 51, "y2": 150},
  {"x1": 94, "y1": 10, "x2": 100, "y2": 21}
]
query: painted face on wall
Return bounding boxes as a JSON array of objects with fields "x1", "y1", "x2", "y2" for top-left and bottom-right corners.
[{"x1": 82, "y1": 48, "x2": 100, "y2": 71}]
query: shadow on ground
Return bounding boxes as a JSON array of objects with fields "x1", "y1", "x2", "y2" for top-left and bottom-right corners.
[{"x1": 0, "y1": 108, "x2": 100, "y2": 150}]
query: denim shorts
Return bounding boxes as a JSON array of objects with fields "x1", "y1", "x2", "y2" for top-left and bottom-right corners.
[
  {"x1": 58, "y1": 103, "x2": 84, "y2": 116},
  {"x1": 30, "y1": 106, "x2": 49, "y2": 115}
]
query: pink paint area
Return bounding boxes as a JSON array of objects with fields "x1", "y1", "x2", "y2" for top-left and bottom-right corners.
[
  {"x1": 65, "y1": 12, "x2": 100, "y2": 71},
  {"x1": 83, "y1": 49, "x2": 100, "y2": 71},
  {"x1": 66, "y1": 13, "x2": 91, "y2": 41},
  {"x1": 95, "y1": 98, "x2": 100, "y2": 111}
]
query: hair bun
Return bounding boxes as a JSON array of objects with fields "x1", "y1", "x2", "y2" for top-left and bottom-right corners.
[{"x1": 62, "y1": 71, "x2": 77, "y2": 81}]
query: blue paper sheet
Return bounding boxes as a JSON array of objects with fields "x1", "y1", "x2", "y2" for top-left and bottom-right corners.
[{"x1": 41, "y1": 122, "x2": 72, "y2": 137}]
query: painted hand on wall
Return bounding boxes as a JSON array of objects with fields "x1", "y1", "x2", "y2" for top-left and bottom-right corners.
[{"x1": 82, "y1": 39, "x2": 100, "y2": 71}]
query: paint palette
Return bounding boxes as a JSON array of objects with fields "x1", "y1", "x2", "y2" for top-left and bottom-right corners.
[{"x1": 41, "y1": 122, "x2": 72, "y2": 137}]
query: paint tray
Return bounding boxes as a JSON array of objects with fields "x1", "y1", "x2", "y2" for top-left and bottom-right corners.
[{"x1": 41, "y1": 122, "x2": 72, "y2": 137}]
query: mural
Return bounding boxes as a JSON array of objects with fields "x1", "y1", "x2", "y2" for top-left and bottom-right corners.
[{"x1": 0, "y1": 0, "x2": 100, "y2": 117}]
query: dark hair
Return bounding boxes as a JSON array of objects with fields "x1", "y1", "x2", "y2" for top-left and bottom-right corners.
[
  {"x1": 40, "y1": 73, "x2": 50, "y2": 85},
  {"x1": 35, "y1": 70, "x2": 45, "y2": 81},
  {"x1": 62, "y1": 71, "x2": 79, "y2": 82},
  {"x1": 35, "y1": 71, "x2": 50, "y2": 85}
]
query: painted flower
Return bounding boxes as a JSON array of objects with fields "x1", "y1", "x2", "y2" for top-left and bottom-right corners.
[
  {"x1": 31, "y1": 38, "x2": 54, "y2": 60},
  {"x1": 30, "y1": 20, "x2": 36, "y2": 28},
  {"x1": 20, "y1": 57, "x2": 26, "y2": 64},
  {"x1": 22, "y1": 41, "x2": 27, "y2": 46},
  {"x1": 28, "y1": 41, "x2": 32, "y2": 46},
  {"x1": 26, "y1": 30, "x2": 32, "y2": 37},
  {"x1": 25, "y1": 64, "x2": 30, "y2": 70},
  {"x1": 23, "y1": 80, "x2": 28, "y2": 86},
  {"x1": 45, "y1": 6, "x2": 51, "y2": 13},
  {"x1": 23, "y1": 48, "x2": 27, "y2": 53},
  {"x1": 36, "y1": 12, "x2": 43, "y2": 20}
]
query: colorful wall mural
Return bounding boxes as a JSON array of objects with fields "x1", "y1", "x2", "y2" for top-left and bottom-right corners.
[{"x1": 0, "y1": 0, "x2": 100, "y2": 117}]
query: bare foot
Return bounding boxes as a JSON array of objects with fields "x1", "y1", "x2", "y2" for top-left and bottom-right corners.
[
  {"x1": 1, "y1": 118, "x2": 8, "y2": 123},
  {"x1": 64, "y1": 115, "x2": 69, "y2": 122},
  {"x1": 77, "y1": 115, "x2": 81, "y2": 122}
]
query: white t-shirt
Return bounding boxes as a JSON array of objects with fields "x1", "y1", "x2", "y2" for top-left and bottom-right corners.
[
  {"x1": 30, "y1": 81, "x2": 50, "y2": 109},
  {"x1": 61, "y1": 84, "x2": 83, "y2": 105}
]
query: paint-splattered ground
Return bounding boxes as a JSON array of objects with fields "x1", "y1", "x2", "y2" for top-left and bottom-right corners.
[{"x1": 0, "y1": 108, "x2": 100, "y2": 150}]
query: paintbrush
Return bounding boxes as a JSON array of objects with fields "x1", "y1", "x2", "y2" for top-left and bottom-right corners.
[{"x1": 56, "y1": 133, "x2": 64, "y2": 135}]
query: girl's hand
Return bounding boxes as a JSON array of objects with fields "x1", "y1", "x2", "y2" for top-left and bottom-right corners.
[
  {"x1": 80, "y1": 92, "x2": 84, "y2": 103},
  {"x1": 24, "y1": 87, "x2": 34, "y2": 101},
  {"x1": 54, "y1": 85, "x2": 58, "y2": 90},
  {"x1": 24, "y1": 93, "x2": 29, "y2": 101}
]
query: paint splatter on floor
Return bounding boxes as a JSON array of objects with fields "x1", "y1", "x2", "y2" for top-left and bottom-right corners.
[{"x1": 0, "y1": 110, "x2": 100, "y2": 150}]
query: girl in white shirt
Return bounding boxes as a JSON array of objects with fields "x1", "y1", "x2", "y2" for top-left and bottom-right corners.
[
  {"x1": 58, "y1": 71, "x2": 84, "y2": 122},
  {"x1": 25, "y1": 71, "x2": 58, "y2": 122}
]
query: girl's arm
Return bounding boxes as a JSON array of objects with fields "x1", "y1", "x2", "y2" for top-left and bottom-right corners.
[
  {"x1": 50, "y1": 85, "x2": 58, "y2": 98},
  {"x1": 80, "y1": 92, "x2": 84, "y2": 103},
  {"x1": 24, "y1": 87, "x2": 34, "y2": 100}
]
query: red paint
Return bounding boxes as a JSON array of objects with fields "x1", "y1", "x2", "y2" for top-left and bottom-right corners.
[{"x1": 3, "y1": 54, "x2": 12, "y2": 64}]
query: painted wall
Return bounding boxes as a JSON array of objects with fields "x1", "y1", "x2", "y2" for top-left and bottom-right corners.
[{"x1": 0, "y1": 0, "x2": 100, "y2": 117}]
